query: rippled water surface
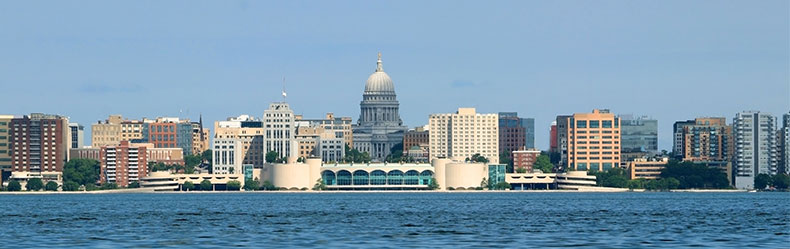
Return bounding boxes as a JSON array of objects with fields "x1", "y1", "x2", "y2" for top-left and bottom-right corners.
[{"x1": 0, "y1": 192, "x2": 788, "y2": 248}]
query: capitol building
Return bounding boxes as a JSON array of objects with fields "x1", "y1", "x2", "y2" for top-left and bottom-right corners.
[{"x1": 352, "y1": 53, "x2": 407, "y2": 161}]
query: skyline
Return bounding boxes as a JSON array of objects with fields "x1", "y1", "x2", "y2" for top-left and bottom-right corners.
[{"x1": 1, "y1": 1, "x2": 788, "y2": 151}]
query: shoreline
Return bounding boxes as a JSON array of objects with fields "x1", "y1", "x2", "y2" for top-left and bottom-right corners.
[{"x1": 0, "y1": 189, "x2": 754, "y2": 194}]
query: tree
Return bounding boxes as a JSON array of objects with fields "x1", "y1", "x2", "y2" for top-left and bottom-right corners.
[
  {"x1": 150, "y1": 162, "x2": 171, "y2": 172},
  {"x1": 128, "y1": 181, "x2": 140, "y2": 188},
  {"x1": 385, "y1": 143, "x2": 404, "y2": 163},
  {"x1": 199, "y1": 180, "x2": 212, "y2": 191},
  {"x1": 596, "y1": 168, "x2": 629, "y2": 188},
  {"x1": 469, "y1": 153, "x2": 489, "y2": 163},
  {"x1": 773, "y1": 174, "x2": 790, "y2": 190},
  {"x1": 428, "y1": 178, "x2": 439, "y2": 190},
  {"x1": 534, "y1": 154, "x2": 554, "y2": 173},
  {"x1": 244, "y1": 179, "x2": 260, "y2": 191},
  {"x1": 626, "y1": 179, "x2": 643, "y2": 190},
  {"x1": 492, "y1": 182, "x2": 511, "y2": 190},
  {"x1": 26, "y1": 178, "x2": 44, "y2": 191},
  {"x1": 201, "y1": 149, "x2": 213, "y2": 167},
  {"x1": 62, "y1": 181, "x2": 80, "y2": 191},
  {"x1": 344, "y1": 145, "x2": 371, "y2": 163},
  {"x1": 183, "y1": 181, "x2": 195, "y2": 191},
  {"x1": 181, "y1": 154, "x2": 201, "y2": 174},
  {"x1": 227, "y1": 180, "x2": 241, "y2": 191},
  {"x1": 313, "y1": 178, "x2": 327, "y2": 191},
  {"x1": 602, "y1": 175, "x2": 628, "y2": 188},
  {"x1": 480, "y1": 178, "x2": 488, "y2": 189},
  {"x1": 63, "y1": 159, "x2": 101, "y2": 190},
  {"x1": 516, "y1": 167, "x2": 528, "y2": 173},
  {"x1": 660, "y1": 161, "x2": 730, "y2": 189},
  {"x1": 754, "y1": 173, "x2": 771, "y2": 189},
  {"x1": 100, "y1": 182, "x2": 118, "y2": 190},
  {"x1": 6, "y1": 180, "x2": 21, "y2": 191},
  {"x1": 45, "y1": 181, "x2": 59, "y2": 191},
  {"x1": 261, "y1": 181, "x2": 276, "y2": 191},
  {"x1": 266, "y1": 151, "x2": 279, "y2": 163},
  {"x1": 663, "y1": 177, "x2": 680, "y2": 190},
  {"x1": 645, "y1": 180, "x2": 660, "y2": 190}
]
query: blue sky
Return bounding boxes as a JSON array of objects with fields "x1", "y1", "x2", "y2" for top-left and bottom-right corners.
[{"x1": 1, "y1": 0, "x2": 788, "y2": 150}]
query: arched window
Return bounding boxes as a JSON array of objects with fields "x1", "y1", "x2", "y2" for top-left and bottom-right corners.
[
  {"x1": 419, "y1": 170, "x2": 434, "y2": 185},
  {"x1": 370, "y1": 170, "x2": 387, "y2": 185},
  {"x1": 322, "y1": 170, "x2": 336, "y2": 185},
  {"x1": 387, "y1": 170, "x2": 403, "y2": 185},
  {"x1": 353, "y1": 170, "x2": 369, "y2": 185},
  {"x1": 405, "y1": 170, "x2": 420, "y2": 185},
  {"x1": 337, "y1": 170, "x2": 352, "y2": 185}
]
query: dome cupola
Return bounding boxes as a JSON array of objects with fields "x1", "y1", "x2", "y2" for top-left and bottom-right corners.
[{"x1": 364, "y1": 52, "x2": 395, "y2": 94}]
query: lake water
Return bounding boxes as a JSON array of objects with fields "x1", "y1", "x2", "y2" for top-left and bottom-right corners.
[{"x1": 0, "y1": 192, "x2": 787, "y2": 248}]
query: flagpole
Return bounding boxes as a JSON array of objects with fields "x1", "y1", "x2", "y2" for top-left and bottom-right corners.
[{"x1": 282, "y1": 76, "x2": 287, "y2": 102}]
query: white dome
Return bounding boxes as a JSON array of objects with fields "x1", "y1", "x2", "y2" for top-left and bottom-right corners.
[
  {"x1": 364, "y1": 53, "x2": 395, "y2": 94},
  {"x1": 365, "y1": 71, "x2": 394, "y2": 93}
]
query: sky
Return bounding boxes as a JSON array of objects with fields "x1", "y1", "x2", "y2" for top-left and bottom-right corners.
[{"x1": 0, "y1": 0, "x2": 788, "y2": 151}]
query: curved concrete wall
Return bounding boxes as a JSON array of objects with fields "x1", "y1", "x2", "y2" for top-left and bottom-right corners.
[
  {"x1": 269, "y1": 163, "x2": 311, "y2": 189},
  {"x1": 307, "y1": 158, "x2": 322, "y2": 186},
  {"x1": 444, "y1": 162, "x2": 486, "y2": 189},
  {"x1": 432, "y1": 158, "x2": 451, "y2": 190}
]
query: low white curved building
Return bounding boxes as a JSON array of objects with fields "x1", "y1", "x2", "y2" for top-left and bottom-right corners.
[{"x1": 260, "y1": 158, "x2": 491, "y2": 190}]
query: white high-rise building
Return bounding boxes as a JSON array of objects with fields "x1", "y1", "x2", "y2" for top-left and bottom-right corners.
[
  {"x1": 69, "y1": 123, "x2": 84, "y2": 149},
  {"x1": 263, "y1": 102, "x2": 296, "y2": 159},
  {"x1": 212, "y1": 138, "x2": 242, "y2": 175},
  {"x1": 733, "y1": 111, "x2": 778, "y2": 189},
  {"x1": 429, "y1": 108, "x2": 499, "y2": 164}
]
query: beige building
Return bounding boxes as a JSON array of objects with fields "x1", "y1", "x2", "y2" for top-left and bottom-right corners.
[
  {"x1": 294, "y1": 123, "x2": 345, "y2": 162},
  {"x1": 0, "y1": 115, "x2": 12, "y2": 179},
  {"x1": 429, "y1": 108, "x2": 499, "y2": 164},
  {"x1": 214, "y1": 115, "x2": 265, "y2": 167},
  {"x1": 295, "y1": 126, "x2": 323, "y2": 159},
  {"x1": 92, "y1": 115, "x2": 146, "y2": 147},
  {"x1": 6, "y1": 171, "x2": 63, "y2": 190},
  {"x1": 141, "y1": 171, "x2": 245, "y2": 191},
  {"x1": 627, "y1": 157, "x2": 669, "y2": 180},
  {"x1": 564, "y1": 109, "x2": 621, "y2": 171},
  {"x1": 120, "y1": 119, "x2": 144, "y2": 141},
  {"x1": 191, "y1": 123, "x2": 210, "y2": 156},
  {"x1": 92, "y1": 115, "x2": 124, "y2": 147},
  {"x1": 296, "y1": 113, "x2": 353, "y2": 148}
]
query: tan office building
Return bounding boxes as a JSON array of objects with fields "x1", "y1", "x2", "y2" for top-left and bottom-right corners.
[
  {"x1": 296, "y1": 113, "x2": 353, "y2": 148},
  {"x1": 191, "y1": 122, "x2": 210, "y2": 156},
  {"x1": 214, "y1": 115, "x2": 265, "y2": 167},
  {"x1": 564, "y1": 109, "x2": 621, "y2": 171},
  {"x1": 429, "y1": 108, "x2": 499, "y2": 164},
  {"x1": 627, "y1": 157, "x2": 669, "y2": 179},
  {"x1": 0, "y1": 115, "x2": 13, "y2": 184},
  {"x1": 92, "y1": 115, "x2": 124, "y2": 147}
]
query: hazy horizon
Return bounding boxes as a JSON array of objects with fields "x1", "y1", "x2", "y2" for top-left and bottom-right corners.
[{"x1": 1, "y1": 0, "x2": 788, "y2": 151}]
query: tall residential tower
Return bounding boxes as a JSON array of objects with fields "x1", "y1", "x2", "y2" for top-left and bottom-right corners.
[{"x1": 733, "y1": 111, "x2": 777, "y2": 189}]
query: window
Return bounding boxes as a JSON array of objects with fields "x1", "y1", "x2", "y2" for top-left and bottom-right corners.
[
  {"x1": 602, "y1": 120, "x2": 612, "y2": 128},
  {"x1": 576, "y1": 120, "x2": 587, "y2": 128},
  {"x1": 589, "y1": 121, "x2": 600, "y2": 128}
]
